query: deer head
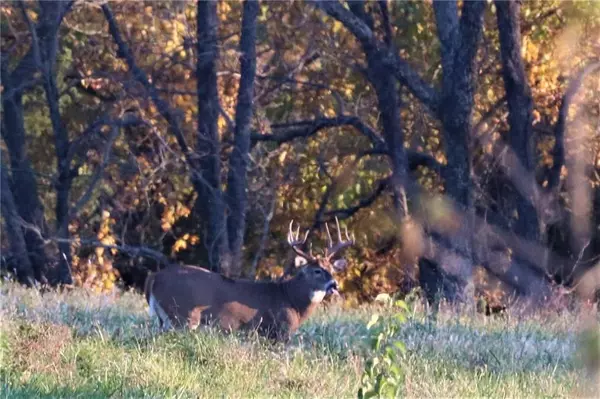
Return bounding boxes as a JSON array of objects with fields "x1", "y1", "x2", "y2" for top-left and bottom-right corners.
[{"x1": 287, "y1": 217, "x2": 354, "y2": 280}]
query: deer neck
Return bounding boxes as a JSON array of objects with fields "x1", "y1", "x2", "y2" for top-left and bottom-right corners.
[{"x1": 281, "y1": 279, "x2": 321, "y2": 322}]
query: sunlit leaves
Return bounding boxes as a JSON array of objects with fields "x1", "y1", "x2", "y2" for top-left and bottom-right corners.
[
  {"x1": 171, "y1": 233, "x2": 200, "y2": 255},
  {"x1": 3, "y1": 0, "x2": 598, "y2": 299},
  {"x1": 71, "y1": 210, "x2": 120, "y2": 293}
]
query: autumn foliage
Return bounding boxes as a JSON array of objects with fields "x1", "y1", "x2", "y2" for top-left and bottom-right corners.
[{"x1": 1, "y1": 1, "x2": 599, "y2": 307}]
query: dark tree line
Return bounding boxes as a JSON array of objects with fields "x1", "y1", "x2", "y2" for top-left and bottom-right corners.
[{"x1": 2, "y1": 0, "x2": 599, "y2": 306}]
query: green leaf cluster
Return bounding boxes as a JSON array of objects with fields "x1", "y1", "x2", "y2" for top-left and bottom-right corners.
[{"x1": 358, "y1": 299, "x2": 409, "y2": 399}]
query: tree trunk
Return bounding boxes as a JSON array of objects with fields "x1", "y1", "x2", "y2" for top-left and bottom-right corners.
[
  {"x1": 1, "y1": 86, "x2": 51, "y2": 284},
  {"x1": 0, "y1": 163, "x2": 36, "y2": 286},
  {"x1": 436, "y1": 0, "x2": 485, "y2": 210},
  {"x1": 432, "y1": 1, "x2": 459, "y2": 97},
  {"x1": 225, "y1": 0, "x2": 259, "y2": 277},
  {"x1": 431, "y1": 0, "x2": 486, "y2": 301},
  {"x1": 366, "y1": 52, "x2": 409, "y2": 217},
  {"x1": 1, "y1": 0, "x2": 75, "y2": 286},
  {"x1": 495, "y1": 0, "x2": 539, "y2": 242},
  {"x1": 195, "y1": 0, "x2": 228, "y2": 273},
  {"x1": 347, "y1": 1, "x2": 409, "y2": 218},
  {"x1": 495, "y1": 0, "x2": 551, "y2": 301},
  {"x1": 39, "y1": 1, "x2": 74, "y2": 284}
]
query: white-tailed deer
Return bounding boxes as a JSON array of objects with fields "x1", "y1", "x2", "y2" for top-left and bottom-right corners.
[{"x1": 144, "y1": 218, "x2": 354, "y2": 341}]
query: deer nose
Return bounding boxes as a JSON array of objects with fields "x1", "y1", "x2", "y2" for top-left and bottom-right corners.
[{"x1": 325, "y1": 280, "x2": 339, "y2": 296}]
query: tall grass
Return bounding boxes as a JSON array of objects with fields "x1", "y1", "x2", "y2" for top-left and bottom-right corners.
[{"x1": 0, "y1": 282, "x2": 595, "y2": 398}]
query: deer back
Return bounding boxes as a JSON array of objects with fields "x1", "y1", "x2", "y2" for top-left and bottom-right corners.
[{"x1": 146, "y1": 218, "x2": 354, "y2": 341}]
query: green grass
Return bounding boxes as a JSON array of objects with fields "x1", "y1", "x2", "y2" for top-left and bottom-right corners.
[{"x1": 0, "y1": 282, "x2": 597, "y2": 398}]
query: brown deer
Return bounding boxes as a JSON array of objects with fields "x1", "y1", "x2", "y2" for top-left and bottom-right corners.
[{"x1": 144, "y1": 218, "x2": 354, "y2": 341}]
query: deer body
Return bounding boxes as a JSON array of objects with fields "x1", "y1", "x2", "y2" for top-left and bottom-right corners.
[
  {"x1": 145, "y1": 263, "x2": 335, "y2": 340},
  {"x1": 145, "y1": 219, "x2": 354, "y2": 341}
]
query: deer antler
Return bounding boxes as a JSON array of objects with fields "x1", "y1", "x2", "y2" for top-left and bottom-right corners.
[
  {"x1": 287, "y1": 220, "x2": 314, "y2": 260},
  {"x1": 324, "y1": 217, "x2": 355, "y2": 260}
]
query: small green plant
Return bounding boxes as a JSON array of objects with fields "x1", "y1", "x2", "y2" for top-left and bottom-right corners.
[{"x1": 358, "y1": 294, "x2": 408, "y2": 398}]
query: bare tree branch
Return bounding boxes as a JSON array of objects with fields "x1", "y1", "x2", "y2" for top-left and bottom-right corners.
[
  {"x1": 249, "y1": 185, "x2": 277, "y2": 278},
  {"x1": 101, "y1": 4, "x2": 192, "y2": 159},
  {"x1": 309, "y1": 156, "x2": 337, "y2": 235},
  {"x1": 255, "y1": 75, "x2": 347, "y2": 115},
  {"x1": 377, "y1": 0, "x2": 393, "y2": 47},
  {"x1": 253, "y1": 115, "x2": 444, "y2": 174},
  {"x1": 325, "y1": 177, "x2": 389, "y2": 221},
  {"x1": 315, "y1": 0, "x2": 374, "y2": 45},
  {"x1": 218, "y1": 102, "x2": 235, "y2": 135},
  {"x1": 55, "y1": 238, "x2": 171, "y2": 266},
  {"x1": 347, "y1": 0, "x2": 375, "y2": 32},
  {"x1": 68, "y1": 115, "x2": 144, "y2": 220},
  {"x1": 15, "y1": 215, "x2": 172, "y2": 266},
  {"x1": 382, "y1": 52, "x2": 441, "y2": 116},
  {"x1": 548, "y1": 60, "x2": 600, "y2": 191},
  {"x1": 315, "y1": 0, "x2": 440, "y2": 115},
  {"x1": 252, "y1": 115, "x2": 385, "y2": 148},
  {"x1": 407, "y1": 149, "x2": 443, "y2": 174},
  {"x1": 432, "y1": 0, "x2": 459, "y2": 93},
  {"x1": 67, "y1": 115, "x2": 144, "y2": 172},
  {"x1": 472, "y1": 96, "x2": 507, "y2": 136},
  {"x1": 17, "y1": 0, "x2": 42, "y2": 69}
]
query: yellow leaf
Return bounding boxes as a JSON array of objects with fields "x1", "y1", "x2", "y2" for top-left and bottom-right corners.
[
  {"x1": 333, "y1": 20, "x2": 343, "y2": 33},
  {"x1": 172, "y1": 238, "x2": 188, "y2": 253},
  {"x1": 279, "y1": 150, "x2": 288, "y2": 164}
]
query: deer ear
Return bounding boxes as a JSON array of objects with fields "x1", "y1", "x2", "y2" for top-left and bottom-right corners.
[
  {"x1": 332, "y1": 259, "x2": 347, "y2": 272},
  {"x1": 294, "y1": 256, "x2": 308, "y2": 268}
]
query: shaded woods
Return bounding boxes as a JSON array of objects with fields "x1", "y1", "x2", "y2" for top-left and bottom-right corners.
[{"x1": 1, "y1": 0, "x2": 599, "y2": 309}]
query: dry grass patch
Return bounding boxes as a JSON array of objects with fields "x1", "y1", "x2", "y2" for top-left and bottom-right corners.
[{"x1": 3, "y1": 322, "x2": 74, "y2": 379}]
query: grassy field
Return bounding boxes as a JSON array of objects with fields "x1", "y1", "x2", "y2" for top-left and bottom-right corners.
[{"x1": 0, "y1": 282, "x2": 597, "y2": 398}]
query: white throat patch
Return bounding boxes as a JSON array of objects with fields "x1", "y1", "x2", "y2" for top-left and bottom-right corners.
[{"x1": 310, "y1": 290, "x2": 327, "y2": 303}]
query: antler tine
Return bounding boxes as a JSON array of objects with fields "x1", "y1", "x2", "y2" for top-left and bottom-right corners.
[
  {"x1": 344, "y1": 224, "x2": 355, "y2": 243},
  {"x1": 287, "y1": 220, "x2": 314, "y2": 261},
  {"x1": 287, "y1": 220, "x2": 306, "y2": 241},
  {"x1": 325, "y1": 222, "x2": 333, "y2": 248},
  {"x1": 287, "y1": 220, "x2": 294, "y2": 242},
  {"x1": 324, "y1": 217, "x2": 356, "y2": 260}
]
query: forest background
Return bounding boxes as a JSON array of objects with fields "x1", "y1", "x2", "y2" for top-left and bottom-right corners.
[{"x1": 1, "y1": 0, "x2": 600, "y2": 309}]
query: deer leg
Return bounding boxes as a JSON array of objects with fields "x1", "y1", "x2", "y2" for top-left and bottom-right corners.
[{"x1": 148, "y1": 294, "x2": 174, "y2": 332}]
